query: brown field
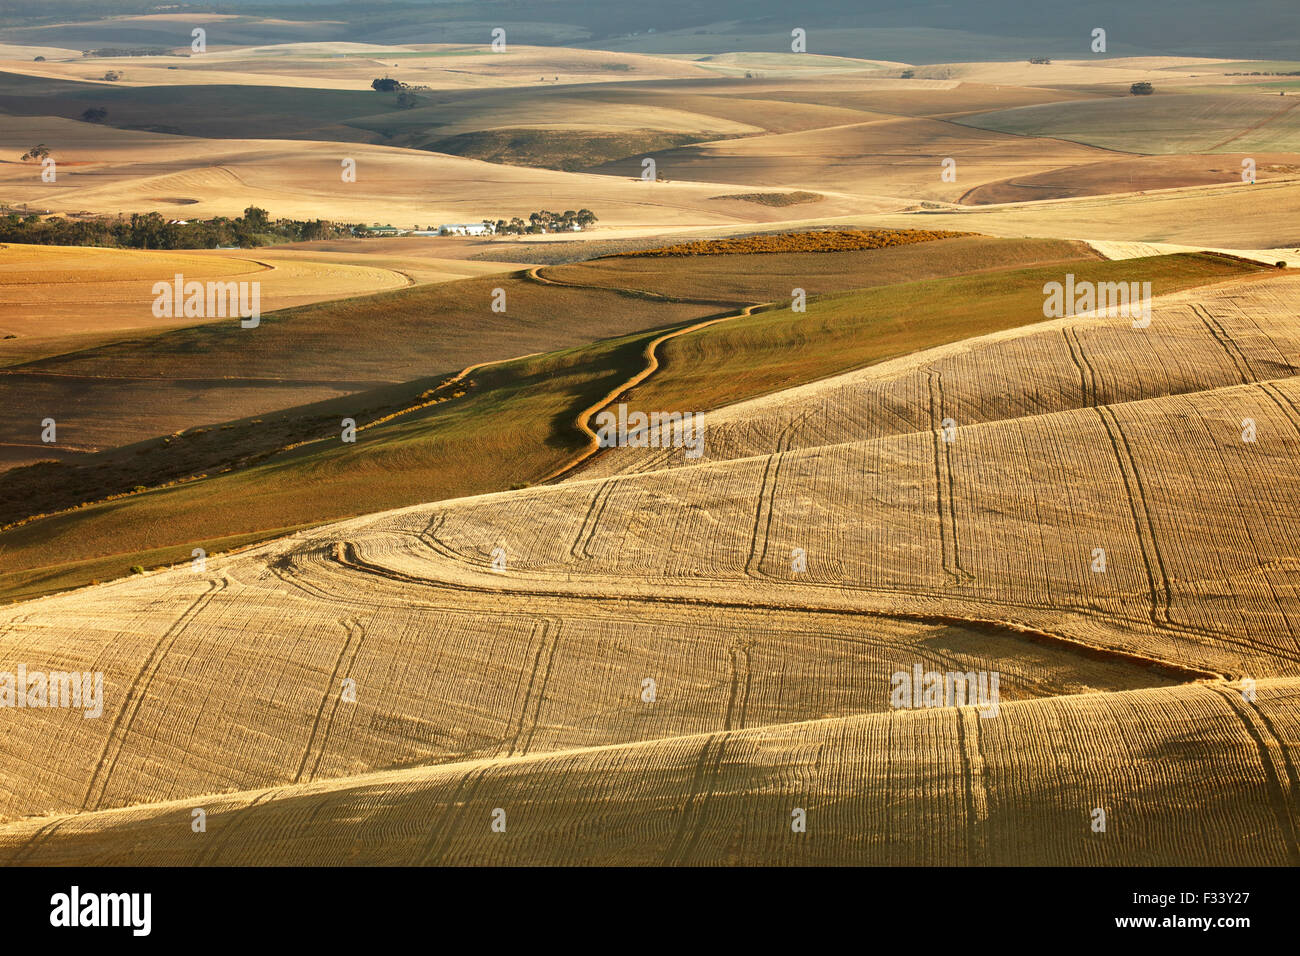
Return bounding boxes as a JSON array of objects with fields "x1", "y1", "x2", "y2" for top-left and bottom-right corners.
[
  {"x1": 0, "y1": 236, "x2": 1118, "y2": 593},
  {"x1": 3, "y1": 27, "x2": 1300, "y2": 872},
  {"x1": 0, "y1": 44, "x2": 717, "y2": 92},
  {"x1": 4, "y1": 52, "x2": 1300, "y2": 245},
  {"x1": 0, "y1": 114, "x2": 853, "y2": 229},
  {"x1": 587, "y1": 113, "x2": 1117, "y2": 205},
  {"x1": 962, "y1": 153, "x2": 1300, "y2": 204},
  {"x1": 0, "y1": 242, "x2": 526, "y2": 350},
  {"x1": 0, "y1": 265, "x2": 716, "y2": 465}
]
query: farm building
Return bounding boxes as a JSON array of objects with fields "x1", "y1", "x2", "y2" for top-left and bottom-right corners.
[{"x1": 438, "y1": 223, "x2": 494, "y2": 236}]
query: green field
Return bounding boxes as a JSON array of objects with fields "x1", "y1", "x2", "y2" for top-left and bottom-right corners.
[
  {"x1": 630, "y1": 252, "x2": 1267, "y2": 418},
  {"x1": 0, "y1": 269, "x2": 714, "y2": 460},
  {"x1": 0, "y1": 250, "x2": 1263, "y2": 602},
  {"x1": 0, "y1": 330, "x2": 653, "y2": 601}
]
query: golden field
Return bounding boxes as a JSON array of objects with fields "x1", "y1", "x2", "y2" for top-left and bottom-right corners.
[
  {"x1": 1, "y1": 260, "x2": 1297, "y2": 863},
  {"x1": 1, "y1": 21, "x2": 1298, "y2": 870}
]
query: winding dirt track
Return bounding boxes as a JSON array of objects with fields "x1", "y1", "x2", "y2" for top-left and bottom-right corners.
[{"x1": 521, "y1": 264, "x2": 772, "y2": 482}]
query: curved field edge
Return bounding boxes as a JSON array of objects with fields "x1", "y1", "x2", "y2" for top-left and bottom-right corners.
[
  {"x1": 0, "y1": 251, "x2": 1265, "y2": 602},
  {"x1": 2, "y1": 678, "x2": 1295, "y2": 866},
  {"x1": 590, "y1": 252, "x2": 1267, "y2": 450}
]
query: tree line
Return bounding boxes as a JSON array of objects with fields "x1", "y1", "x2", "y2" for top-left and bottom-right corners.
[
  {"x1": 0, "y1": 207, "x2": 362, "y2": 249},
  {"x1": 490, "y1": 209, "x2": 597, "y2": 235}
]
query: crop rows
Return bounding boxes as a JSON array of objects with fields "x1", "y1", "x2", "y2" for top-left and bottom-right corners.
[{"x1": 2, "y1": 678, "x2": 1294, "y2": 866}]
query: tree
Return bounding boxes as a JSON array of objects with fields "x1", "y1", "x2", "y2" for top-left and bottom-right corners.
[
  {"x1": 80, "y1": 107, "x2": 107, "y2": 123},
  {"x1": 242, "y1": 206, "x2": 270, "y2": 230},
  {"x1": 371, "y1": 77, "x2": 403, "y2": 92},
  {"x1": 33, "y1": 56, "x2": 45, "y2": 62},
  {"x1": 1130, "y1": 82, "x2": 1154, "y2": 95},
  {"x1": 395, "y1": 91, "x2": 419, "y2": 109},
  {"x1": 102, "y1": 70, "x2": 121, "y2": 82},
  {"x1": 20, "y1": 144, "x2": 51, "y2": 162}
]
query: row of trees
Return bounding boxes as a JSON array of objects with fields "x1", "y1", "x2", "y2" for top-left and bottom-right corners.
[
  {"x1": 0, "y1": 207, "x2": 362, "y2": 250},
  {"x1": 371, "y1": 77, "x2": 431, "y2": 109},
  {"x1": 490, "y1": 209, "x2": 597, "y2": 235}
]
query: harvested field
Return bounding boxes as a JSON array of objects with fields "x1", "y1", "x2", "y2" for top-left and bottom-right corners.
[
  {"x1": 3, "y1": 27, "x2": 1299, "y2": 875},
  {"x1": 0, "y1": 241, "x2": 489, "y2": 350},
  {"x1": 961, "y1": 153, "x2": 1300, "y2": 205},
  {"x1": 958, "y1": 92, "x2": 1300, "y2": 154},
  {"x1": 3, "y1": 678, "x2": 1295, "y2": 865},
  {"x1": 2, "y1": 264, "x2": 1298, "y2": 867},
  {"x1": 587, "y1": 114, "x2": 1114, "y2": 205}
]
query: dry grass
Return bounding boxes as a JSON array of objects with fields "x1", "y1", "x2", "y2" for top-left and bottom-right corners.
[
  {"x1": 710, "y1": 191, "x2": 825, "y2": 206},
  {"x1": 616, "y1": 228, "x2": 972, "y2": 257}
]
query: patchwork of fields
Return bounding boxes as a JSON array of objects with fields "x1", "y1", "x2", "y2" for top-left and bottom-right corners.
[
  {"x1": 1, "y1": 14, "x2": 1298, "y2": 870},
  {"x1": 1, "y1": 255, "x2": 1296, "y2": 864}
]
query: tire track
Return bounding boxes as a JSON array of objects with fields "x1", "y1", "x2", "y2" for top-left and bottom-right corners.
[
  {"x1": 1094, "y1": 404, "x2": 1175, "y2": 628},
  {"x1": 926, "y1": 367, "x2": 971, "y2": 585},
  {"x1": 1258, "y1": 381, "x2": 1300, "y2": 440},
  {"x1": 6, "y1": 817, "x2": 63, "y2": 866},
  {"x1": 1062, "y1": 325, "x2": 1100, "y2": 406},
  {"x1": 197, "y1": 786, "x2": 285, "y2": 866},
  {"x1": 570, "y1": 480, "x2": 617, "y2": 560},
  {"x1": 520, "y1": 620, "x2": 560, "y2": 757},
  {"x1": 662, "y1": 733, "x2": 729, "y2": 865},
  {"x1": 744, "y1": 410, "x2": 811, "y2": 579},
  {"x1": 331, "y1": 541, "x2": 1228, "y2": 680},
  {"x1": 1208, "y1": 685, "x2": 1300, "y2": 864},
  {"x1": 722, "y1": 644, "x2": 753, "y2": 732},
  {"x1": 81, "y1": 577, "x2": 226, "y2": 812},
  {"x1": 418, "y1": 764, "x2": 492, "y2": 865},
  {"x1": 504, "y1": 618, "x2": 559, "y2": 758},
  {"x1": 294, "y1": 616, "x2": 367, "y2": 784},
  {"x1": 1195, "y1": 303, "x2": 1258, "y2": 384},
  {"x1": 956, "y1": 706, "x2": 989, "y2": 859}
]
